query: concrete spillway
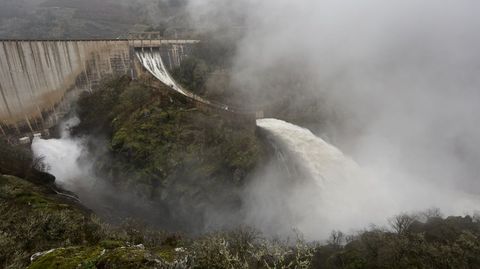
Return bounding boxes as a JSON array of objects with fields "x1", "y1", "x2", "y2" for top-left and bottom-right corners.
[
  {"x1": 0, "y1": 39, "x2": 197, "y2": 133},
  {"x1": 135, "y1": 48, "x2": 261, "y2": 115},
  {"x1": 135, "y1": 48, "x2": 214, "y2": 107}
]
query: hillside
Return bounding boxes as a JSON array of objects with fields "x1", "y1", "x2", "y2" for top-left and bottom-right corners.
[
  {"x1": 70, "y1": 76, "x2": 265, "y2": 232},
  {"x1": 3, "y1": 172, "x2": 480, "y2": 268},
  {"x1": 0, "y1": 0, "x2": 189, "y2": 39}
]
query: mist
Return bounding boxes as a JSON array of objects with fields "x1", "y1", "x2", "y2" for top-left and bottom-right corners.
[
  {"x1": 31, "y1": 117, "x2": 95, "y2": 190},
  {"x1": 21, "y1": 0, "x2": 480, "y2": 241},
  {"x1": 31, "y1": 116, "x2": 150, "y2": 224},
  {"x1": 30, "y1": 115, "x2": 245, "y2": 234},
  {"x1": 183, "y1": 0, "x2": 480, "y2": 239}
]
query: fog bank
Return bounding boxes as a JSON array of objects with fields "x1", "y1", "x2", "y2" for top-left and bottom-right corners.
[
  {"x1": 186, "y1": 0, "x2": 480, "y2": 238},
  {"x1": 23, "y1": 0, "x2": 480, "y2": 240}
]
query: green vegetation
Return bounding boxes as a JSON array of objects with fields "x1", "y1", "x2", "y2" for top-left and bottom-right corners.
[
  {"x1": 171, "y1": 37, "x2": 244, "y2": 105},
  {"x1": 0, "y1": 174, "x2": 102, "y2": 268},
  {"x1": 312, "y1": 213, "x2": 480, "y2": 269},
  {"x1": 0, "y1": 138, "x2": 54, "y2": 185},
  {"x1": 2, "y1": 74, "x2": 480, "y2": 268},
  {"x1": 28, "y1": 247, "x2": 103, "y2": 269},
  {"x1": 0, "y1": 169, "x2": 308, "y2": 268},
  {"x1": 169, "y1": 35, "x2": 341, "y2": 131},
  {"x1": 74, "y1": 76, "x2": 264, "y2": 230},
  {"x1": 26, "y1": 227, "x2": 315, "y2": 269},
  {"x1": 0, "y1": 0, "x2": 190, "y2": 39},
  {"x1": 29, "y1": 245, "x2": 165, "y2": 269},
  {"x1": 25, "y1": 212, "x2": 480, "y2": 268},
  {"x1": 172, "y1": 56, "x2": 210, "y2": 94},
  {"x1": 0, "y1": 137, "x2": 96, "y2": 267}
]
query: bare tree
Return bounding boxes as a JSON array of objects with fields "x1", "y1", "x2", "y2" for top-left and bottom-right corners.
[
  {"x1": 473, "y1": 211, "x2": 480, "y2": 223},
  {"x1": 328, "y1": 230, "x2": 345, "y2": 248},
  {"x1": 422, "y1": 208, "x2": 442, "y2": 219},
  {"x1": 389, "y1": 214, "x2": 416, "y2": 235}
]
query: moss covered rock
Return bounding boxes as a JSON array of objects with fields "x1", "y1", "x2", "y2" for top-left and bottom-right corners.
[
  {"x1": 29, "y1": 245, "x2": 174, "y2": 269},
  {"x1": 28, "y1": 247, "x2": 103, "y2": 269}
]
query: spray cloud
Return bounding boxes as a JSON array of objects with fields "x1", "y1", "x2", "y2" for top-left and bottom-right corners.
[
  {"x1": 21, "y1": 0, "x2": 480, "y2": 240},
  {"x1": 184, "y1": 0, "x2": 480, "y2": 239}
]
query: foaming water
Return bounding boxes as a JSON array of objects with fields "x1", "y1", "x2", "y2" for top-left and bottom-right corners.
[
  {"x1": 254, "y1": 118, "x2": 390, "y2": 238},
  {"x1": 135, "y1": 49, "x2": 188, "y2": 96},
  {"x1": 255, "y1": 118, "x2": 479, "y2": 239},
  {"x1": 257, "y1": 118, "x2": 360, "y2": 189},
  {"x1": 31, "y1": 117, "x2": 92, "y2": 189}
]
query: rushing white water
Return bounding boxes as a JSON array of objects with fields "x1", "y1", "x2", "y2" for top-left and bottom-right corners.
[
  {"x1": 31, "y1": 117, "x2": 93, "y2": 189},
  {"x1": 135, "y1": 49, "x2": 216, "y2": 106},
  {"x1": 136, "y1": 49, "x2": 236, "y2": 112},
  {"x1": 136, "y1": 49, "x2": 189, "y2": 96},
  {"x1": 255, "y1": 118, "x2": 392, "y2": 238},
  {"x1": 258, "y1": 118, "x2": 360, "y2": 189},
  {"x1": 255, "y1": 118, "x2": 480, "y2": 239}
]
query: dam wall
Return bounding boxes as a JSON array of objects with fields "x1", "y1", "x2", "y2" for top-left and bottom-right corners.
[{"x1": 0, "y1": 39, "x2": 196, "y2": 134}]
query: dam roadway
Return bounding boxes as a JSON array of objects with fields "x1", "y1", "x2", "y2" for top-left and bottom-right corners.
[{"x1": 0, "y1": 38, "x2": 213, "y2": 135}]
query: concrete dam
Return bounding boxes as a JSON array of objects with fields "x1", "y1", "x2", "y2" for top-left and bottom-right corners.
[{"x1": 0, "y1": 39, "x2": 198, "y2": 135}]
